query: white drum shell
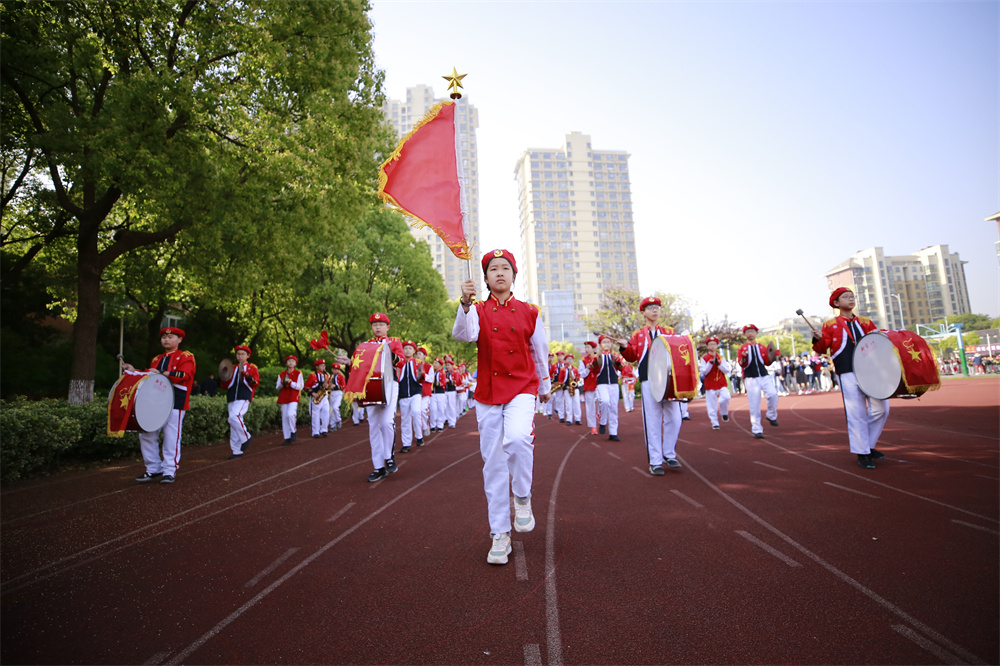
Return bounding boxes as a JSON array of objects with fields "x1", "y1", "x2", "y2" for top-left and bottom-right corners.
[
  {"x1": 852, "y1": 332, "x2": 902, "y2": 400},
  {"x1": 647, "y1": 337, "x2": 672, "y2": 403}
]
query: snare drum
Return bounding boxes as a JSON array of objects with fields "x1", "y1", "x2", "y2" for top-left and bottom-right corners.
[
  {"x1": 107, "y1": 372, "x2": 174, "y2": 435},
  {"x1": 647, "y1": 334, "x2": 699, "y2": 402},
  {"x1": 853, "y1": 330, "x2": 941, "y2": 400},
  {"x1": 358, "y1": 341, "x2": 394, "y2": 407}
]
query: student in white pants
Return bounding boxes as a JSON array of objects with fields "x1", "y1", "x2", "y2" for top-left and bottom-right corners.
[
  {"x1": 699, "y1": 337, "x2": 732, "y2": 429},
  {"x1": 223, "y1": 346, "x2": 260, "y2": 458},
  {"x1": 276, "y1": 355, "x2": 304, "y2": 445},
  {"x1": 304, "y1": 359, "x2": 331, "y2": 438},
  {"x1": 563, "y1": 354, "x2": 582, "y2": 425},
  {"x1": 592, "y1": 335, "x2": 625, "y2": 440},
  {"x1": 580, "y1": 341, "x2": 600, "y2": 433},
  {"x1": 327, "y1": 364, "x2": 345, "y2": 431},
  {"x1": 396, "y1": 341, "x2": 424, "y2": 453},
  {"x1": 737, "y1": 325, "x2": 779, "y2": 439}
]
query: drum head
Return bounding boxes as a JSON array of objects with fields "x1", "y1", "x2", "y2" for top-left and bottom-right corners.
[
  {"x1": 380, "y1": 341, "x2": 394, "y2": 398},
  {"x1": 647, "y1": 336, "x2": 672, "y2": 402},
  {"x1": 133, "y1": 373, "x2": 174, "y2": 431},
  {"x1": 853, "y1": 332, "x2": 901, "y2": 400}
]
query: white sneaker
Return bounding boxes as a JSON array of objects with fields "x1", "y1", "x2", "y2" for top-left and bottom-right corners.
[
  {"x1": 488, "y1": 532, "x2": 512, "y2": 564},
  {"x1": 514, "y1": 497, "x2": 535, "y2": 532}
]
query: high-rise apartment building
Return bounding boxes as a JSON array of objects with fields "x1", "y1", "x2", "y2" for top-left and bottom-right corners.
[
  {"x1": 382, "y1": 85, "x2": 480, "y2": 300},
  {"x1": 513, "y1": 132, "x2": 639, "y2": 345},
  {"x1": 823, "y1": 245, "x2": 970, "y2": 329}
]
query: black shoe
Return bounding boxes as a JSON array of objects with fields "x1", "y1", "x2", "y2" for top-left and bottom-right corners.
[
  {"x1": 415, "y1": 439, "x2": 424, "y2": 447},
  {"x1": 649, "y1": 465, "x2": 665, "y2": 476},
  {"x1": 599, "y1": 424, "x2": 606, "y2": 434},
  {"x1": 281, "y1": 439, "x2": 292, "y2": 446},
  {"x1": 548, "y1": 415, "x2": 552, "y2": 420},
  {"x1": 575, "y1": 421, "x2": 582, "y2": 425},
  {"x1": 869, "y1": 448, "x2": 885, "y2": 460},
  {"x1": 666, "y1": 459, "x2": 681, "y2": 469},
  {"x1": 399, "y1": 446, "x2": 411, "y2": 454},
  {"x1": 722, "y1": 414, "x2": 729, "y2": 422},
  {"x1": 321, "y1": 432, "x2": 329, "y2": 438},
  {"x1": 767, "y1": 418, "x2": 779, "y2": 427},
  {"x1": 559, "y1": 418, "x2": 565, "y2": 423},
  {"x1": 241, "y1": 436, "x2": 252, "y2": 452},
  {"x1": 312, "y1": 434, "x2": 321, "y2": 438},
  {"x1": 682, "y1": 416, "x2": 691, "y2": 421},
  {"x1": 857, "y1": 454, "x2": 875, "y2": 469},
  {"x1": 608, "y1": 435, "x2": 620, "y2": 442},
  {"x1": 228, "y1": 453, "x2": 244, "y2": 460},
  {"x1": 135, "y1": 472, "x2": 163, "y2": 483},
  {"x1": 386, "y1": 457, "x2": 398, "y2": 473},
  {"x1": 712, "y1": 425, "x2": 720, "y2": 430},
  {"x1": 367, "y1": 468, "x2": 388, "y2": 483},
  {"x1": 753, "y1": 433, "x2": 764, "y2": 439},
  {"x1": 291, "y1": 432, "x2": 298, "y2": 441},
  {"x1": 160, "y1": 475, "x2": 175, "y2": 484}
]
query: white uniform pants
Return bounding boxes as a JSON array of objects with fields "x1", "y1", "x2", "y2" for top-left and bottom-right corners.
[
  {"x1": 421, "y1": 394, "x2": 431, "y2": 434},
  {"x1": 431, "y1": 392, "x2": 447, "y2": 429},
  {"x1": 311, "y1": 397, "x2": 330, "y2": 436},
  {"x1": 639, "y1": 382, "x2": 682, "y2": 464},
  {"x1": 543, "y1": 396, "x2": 553, "y2": 416},
  {"x1": 596, "y1": 384, "x2": 620, "y2": 435},
  {"x1": 139, "y1": 409, "x2": 185, "y2": 476},
  {"x1": 744, "y1": 375, "x2": 778, "y2": 435},
  {"x1": 476, "y1": 393, "x2": 535, "y2": 535},
  {"x1": 567, "y1": 392, "x2": 582, "y2": 422},
  {"x1": 553, "y1": 389, "x2": 565, "y2": 420},
  {"x1": 457, "y1": 390, "x2": 468, "y2": 413},
  {"x1": 446, "y1": 390, "x2": 458, "y2": 427},
  {"x1": 839, "y1": 372, "x2": 889, "y2": 454},
  {"x1": 328, "y1": 391, "x2": 343, "y2": 428},
  {"x1": 584, "y1": 391, "x2": 598, "y2": 428},
  {"x1": 705, "y1": 387, "x2": 731, "y2": 427},
  {"x1": 623, "y1": 384, "x2": 636, "y2": 412},
  {"x1": 279, "y1": 402, "x2": 298, "y2": 439},
  {"x1": 399, "y1": 393, "x2": 422, "y2": 447},
  {"x1": 352, "y1": 401, "x2": 365, "y2": 425},
  {"x1": 228, "y1": 400, "x2": 251, "y2": 454},
  {"x1": 679, "y1": 401, "x2": 689, "y2": 418},
  {"x1": 366, "y1": 380, "x2": 399, "y2": 470}
]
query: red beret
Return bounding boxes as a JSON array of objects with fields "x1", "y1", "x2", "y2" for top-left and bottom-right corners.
[
  {"x1": 640, "y1": 296, "x2": 662, "y2": 311},
  {"x1": 704, "y1": 336, "x2": 720, "y2": 345},
  {"x1": 235, "y1": 345, "x2": 252, "y2": 356},
  {"x1": 742, "y1": 325, "x2": 758, "y2": 334},
  {"x1": 284, "y1": 355, "x2": 298, "y2": 362},
  {"x1": 314, "y1": 358, "x2": 327, "y2": 366},
  {"x1": 402, "y1": 340, "x2": 416, "y2": 349},
  {"x1": 369, "y1": 312, "x2": 390, "y2": 325},
  {"x1": 829, "y1": 287, "x2": 852, "y2": 308},
  {"x1": 564, "y1": 353, "x2": 574, "y2": 360},
  {"x1": 555, "y1": 350, "x2": 565, "y2": 355},
  {"x1": 417, "y1": 347, "x2": 428, "y2": 355},
  {"x1": 160, "y1": 327, "x2": 185, "y2": 338},
  {"x1": 332, "y1": 363, "x2": 341, "y2": 370},
  {"x1": 481, "y1": 248, "x2": 517, "y2": 274},
  {"x1": 584, "y1": 340, "x2": 598, "y2": 349},
  {"x1": 598, "y1": 334, "x2": 615, "y2": 344}
]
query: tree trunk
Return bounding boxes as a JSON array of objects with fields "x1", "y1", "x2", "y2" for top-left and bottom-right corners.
[{"x1": 67, "y1": 248, "x2": 102, "y2": 404}]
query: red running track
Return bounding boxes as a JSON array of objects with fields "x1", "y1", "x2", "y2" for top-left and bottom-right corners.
[{"x1": 1, "y1": 377, "x2": 997, "y2": 665}]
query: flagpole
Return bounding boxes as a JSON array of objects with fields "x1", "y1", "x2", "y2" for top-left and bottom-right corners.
[{"x1": 444, "y1": 68, "x2": 478, "y2": 303}]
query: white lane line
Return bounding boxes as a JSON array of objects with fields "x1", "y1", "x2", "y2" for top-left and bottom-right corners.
[
  {"x1": 952, "y1": 519, "x2": 1000, "y2": 536},
  {"x1": 327, "y1": 502, "x2": 356, "y2": 523},
  {"x1": 974, "y1": 474, "x2": 999, "y2": 481},
  {"x1": 523, "y1": 643, "x2": 542, "y2": 666},
  {"x1": 670, "y1": 490, "x2": 705, "y2": 509},
  {"x1": 753, "y1": 461, "x2": 788, "y2": 472},
  {"x1": 824, "y1": 482, "x2": 880, "y2": 499},
  {"x1": 735, "y1": 531, "x2": 802, "y2": 567},
  {"x1": 682, "y1": 459, "x2": 987, "y2": 665},
  {"x1": 513, "y1": 541, "x2": 528, "y2": 581},
  {"x1": 3, "y1": 439, "x2": 368, "y2": 591},
  {"x1": 142, "y1": 651, "x2": 171, "y2": 665},
  {"x1": 632, "y1": 466, "x2": 649, "y2": 477},
  {"x1": 607, "y1": 451, "x2": 624, "y2": 461},
  {"x1": 892, "y1": 624, "x2": 967, "y2": 665},
  {"x1": 244, "y1": 548, "x2": 299, "y2": 588},
  {"x1": 166, "y1": 449, "x2": 481, "y2": 666},
  {"x1": 708, "y1": 448, "x2": 730, "y2": 455},
  {"x1": 589, "y1": 441, "x2": 602, "y2": 448},
  {"x1": 545, "y1": 440, "x2": 581, "y2": 666}
]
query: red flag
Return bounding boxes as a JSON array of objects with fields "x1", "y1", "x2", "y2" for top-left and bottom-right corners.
[{"x1": 378, "y1": 101, "x2": 471, "y2": 260}]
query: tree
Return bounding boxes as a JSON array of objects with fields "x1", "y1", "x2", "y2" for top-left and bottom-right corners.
[
  {"x1": 1, "y1": 0, "x2": 389, "y2": 402},
  {"x1": 928, "y1": 313, "x2": 994, "y2": 333},
  {"x1": 581, "y1": 287, "x2": 689, "y2": 342}
]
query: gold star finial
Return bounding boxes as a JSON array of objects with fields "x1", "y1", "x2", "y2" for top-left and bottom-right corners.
[{"x1": 442, "y1": 67, "x2": 467, "y2": 99}]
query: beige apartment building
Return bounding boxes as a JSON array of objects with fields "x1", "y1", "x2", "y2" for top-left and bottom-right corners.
[
  {"x1": 513, "y1": 132, "x2": 640, "y2": 345},
  {"x1": 382, "y1": 85, "x2": 480, "y2": 301},
  {"x1": 823, "y1": 245, "x2": 971, "y2": 329}
]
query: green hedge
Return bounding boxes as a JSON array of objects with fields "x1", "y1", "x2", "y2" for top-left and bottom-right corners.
[{"x1": 0, "y1": 394, "x2": 314, "y2": 485}]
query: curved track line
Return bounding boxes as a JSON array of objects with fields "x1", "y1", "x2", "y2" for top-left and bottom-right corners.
[{"x1": 545, "y1": 438, "x2": 582, "y2": 666}]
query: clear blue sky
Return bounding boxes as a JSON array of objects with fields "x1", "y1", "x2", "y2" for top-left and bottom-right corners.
[{"x1": 370, "y1": 0, "x2": 999, "y2": 327}]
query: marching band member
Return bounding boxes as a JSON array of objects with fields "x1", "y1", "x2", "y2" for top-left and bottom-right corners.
[
  {"x1": 221, "y1": 344, "x2": 259, "y2": 459},
  {"x1": 327, "y1": 362, "x2": 346, "y2": 431},
  {"x1": 397, "y1": 341, "x2": 424, "y2": 453},
  {"x1": 700, "y1": 337, "x2": 732, "y2": 430},
  {"x1": 456, "y1": 362, "x2": 470, "y2": 414},
  {"x1": 593, "y1": 335, "x2": 626, "y2": 441},
  {"x1": 544, "y1": 352, "x2": 556, "y2": 417},
  {"x1": 738, "y1": 324, "x2": 780, "y2": 439},
  {"x1": 416, "y1": 346, "x2": 433, "y2": 436},
  {"x1": 812, "y1": 287, "x2": 888, "y2": 469},
  {"x1": 618, "y1": 297, "x2": 682, "y2": 473},
  {"x1": 304, "y1": 359, "x2": 331, "y2": 438},
  {"x1": 620, "y1": 362, "x2": 637, "y2": 412},
  {"x1": 276, "y1": 355, "x2": 304, "y2": 445},
  {"x1": 563, "y1": 353, "x2": 583, "y2": 425},
  {"x1": 430, "y1": 357, "x2": 447, "y2": 431},
  {"x1": 454, "y1": 249, "x2": 551, "y2": 565},
  {"x1": 124, "y1": 327, "x2": 195, "y2": 484},
  {"x1": 580, "y1": 340, "x2": 600, "y2": 434},
  {"x1": 444, "y1": 355, "x2": 458, "y2": 428}
]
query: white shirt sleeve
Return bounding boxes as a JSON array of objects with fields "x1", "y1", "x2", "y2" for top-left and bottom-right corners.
[
  {"x1": 292, "y1": 373, "x2": 304, "y2": 390},
  {"x1": 529, "y1": 315, "x2": 552, "y2": 396},
  {"x1": 452, "y1": 303, "x2": 479, "y2": 343},
  {"x1": 579, "y1": 359, "x2": 590, "y2": 378}
]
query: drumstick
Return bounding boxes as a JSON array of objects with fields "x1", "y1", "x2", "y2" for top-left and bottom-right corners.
[{"x1": 795, "y1": 309, "x2": 820, "y2": 336}]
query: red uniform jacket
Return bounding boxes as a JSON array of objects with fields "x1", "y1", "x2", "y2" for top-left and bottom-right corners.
[
  {"x1": 420, "y1": 362, "x2": 433, "y2": 397},
  {"x1": 620, "y1": 324, "x2": 676, "y2": 382},
  {"x1": 277, "y1": 369, "x2": 303, "y2": 404},
  {"x1": 581, "y1": 355, "x2": 598, "y2": 392},
  {"x1": 469, "y1": 294, "x2": 542, "y2": 405},
  {"x1": 620, "y1": 363, "x2": 636, "y2": 386},
  {"x1": 304, "y1": 371, "x2": 328, "y2": 395},
  {"x1": 148, "y1": 349, "x2": 196, "y2": 410},
  {"x1": 700, "y1": 353, "x2": 729, "y2": 390},
  {"x1": 221, "y1": 362, "x2": 259, "y2": 402},
  {"x1": 365, "y1": 336, "x2": 406, "y2": 380},
  {"x1": 812, "y1": 315, "x2": 877, "y2": 360}
]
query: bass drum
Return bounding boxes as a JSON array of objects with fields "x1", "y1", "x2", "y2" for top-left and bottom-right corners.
[
  {"x1": 108, "y1": 372, "x2": 174, "y2": 432},
  {"x1": 647, "y1": 336, "x2": 673, "y2": 402},
  {"x1": 358, "y1": 341, "x2": 394, "y2": 407},
  {"x1": 853, "y1": 331, "x2": 933, "y2": 400}
]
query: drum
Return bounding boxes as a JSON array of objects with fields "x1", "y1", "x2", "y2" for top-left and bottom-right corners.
[
  {"x1": 358, "y1": 341, "x2": 394, "y2": 407},
  {"x1": 647, "y1": 334, "x2": 699, "y2": 402},
  {"x1": 853, "y1": 331, "x2": 940, "y2": 400},
  {"x1": 107, "y1": 371, "x2": 174, "y2": 434},
  {"x1": 647, "y1": 336, "x2": 673, "y2": 402}
]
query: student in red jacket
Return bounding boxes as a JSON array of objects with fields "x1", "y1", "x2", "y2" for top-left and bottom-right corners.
[
  {"x1": 812, "y1": 287, "x2": 888, "y2": 469},
  {"x1": 700, "y1": 337, "x2": 732, "y2": 429},
  {"x1": 737, "y1": 325, "x2": 779, "y2": 439},
  {"x1": 124, "y1": 327, "x2": 195, "y2": 484},
  {"x1": 580, "y1": 340, "x2": 600, "y2": 433},
  {"x1": 277, "y1": 355, "x2": 304, "y2": 445},
  {"x1": 397, "y1": 341, "x2": 424, "y2": 453},
  {"x1": 221, "y1": 344, "x2": 260, "y2": 459},
  {"x1": 454, "y1": 249, "x2": 551, "y2": 565}
]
